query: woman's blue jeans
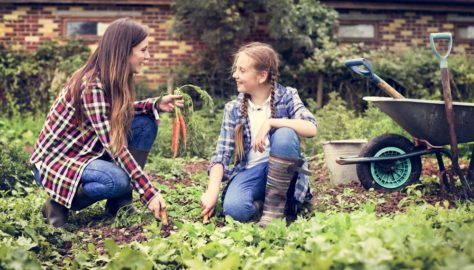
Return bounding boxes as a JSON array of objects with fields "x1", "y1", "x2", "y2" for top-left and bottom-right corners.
[
  {"x1": 222, "y1": 127, "x2": 300, "y2": 222},
  {"x1": 33, "y1": 115, "x2": 158, "y2": 201}
]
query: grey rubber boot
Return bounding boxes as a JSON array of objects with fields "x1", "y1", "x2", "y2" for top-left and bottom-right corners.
[
  {"x1": 104, "y1": 147, "x2": 149, "y2": 216},
  {"x1": 258, "y1": 155, "x2": 300, "y2": 227},
  {"x1": 42, "y1": 198, "x2": 69, "y2": 228}
]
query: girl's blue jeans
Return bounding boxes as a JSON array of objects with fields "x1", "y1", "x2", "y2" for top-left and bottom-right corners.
[
  {"x1": 222, "y1": 127, "x2": 300, "y2": 222},
  {"x1": 33, "y1": 115, "x2": 158, "y2": 201}
]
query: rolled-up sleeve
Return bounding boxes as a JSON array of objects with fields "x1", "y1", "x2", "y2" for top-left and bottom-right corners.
[
  {"x1": 208, "y1": 102, "x2": 237, "y2": 181},
  {"x1": 286, "y1": 87, "x2": 318, "y2": 129},
  {"x1": 134, "y1": 97, "x2": 161, "y2": 121}
]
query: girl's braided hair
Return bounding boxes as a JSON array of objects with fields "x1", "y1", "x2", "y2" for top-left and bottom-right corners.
[{"x1": 232, "y1": 42, "x2": 279, "y2": 163}]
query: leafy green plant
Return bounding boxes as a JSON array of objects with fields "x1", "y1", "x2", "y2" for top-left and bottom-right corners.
[
  {"x1": 146, "y1": 157, "x2": 184, "y2": 179},
  {"x1": 0, "y1": 143, "x2": 34, "y2": 195},
  {"x1": 0, "y1": 115, "x2": 44, "y2": 148},
  {"x1": 0, "y1": 39, "x2": 89, "y2": 116}
]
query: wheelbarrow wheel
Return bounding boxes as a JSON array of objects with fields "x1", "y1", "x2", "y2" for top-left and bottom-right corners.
[{"x1": 356, "y1": 134, "x2": 422, "y2": 191}]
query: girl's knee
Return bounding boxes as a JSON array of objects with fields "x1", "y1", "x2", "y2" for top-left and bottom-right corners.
[
  {"x1": 270, "y1": 127, "x2": 300, "y2": 157},
  {"x1": 223, "y1": 198, "x2": 255, "y2": 222}
]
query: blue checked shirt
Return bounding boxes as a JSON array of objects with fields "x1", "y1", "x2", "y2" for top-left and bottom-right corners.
[{"x1": 209, "y1": 84, "x2": 317, "y2": 203}]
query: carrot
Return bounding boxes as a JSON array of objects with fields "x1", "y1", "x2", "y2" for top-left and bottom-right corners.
[
  {"x1": 203, "y1": 213, "x2": 209, "y2": 223},
  {"x1": 178, "y1": 113, "x2": 187, "y2": 151},
  {"x1": 171, "y1": 115, "x2": 180, "y2": 158},
  {"x1": 160, "y1": 209, "x2": 168, "y2": 225}
]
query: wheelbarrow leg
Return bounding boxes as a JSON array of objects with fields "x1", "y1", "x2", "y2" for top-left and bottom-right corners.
[{"x1": 435, "y1": 152, "x2": 449, "y2": 197}]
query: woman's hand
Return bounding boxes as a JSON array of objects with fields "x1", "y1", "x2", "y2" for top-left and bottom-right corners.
[
  {"x1": 252, "y1": 119, "x2": 273, "y2": 153},
  {"x1": 158, "y1": 95, "x2": 184, "y2": 113},
  {"x1": 200, "y1": 189, "x2": 219, "y2": 217},
  {"x1": 148, "y1": 193, "x2": 166, "y2": 220}
]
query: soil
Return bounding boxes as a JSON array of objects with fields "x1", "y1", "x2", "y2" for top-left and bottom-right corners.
[{"x1": 58, "y1": 157, "x2": 470, "y2": 265}]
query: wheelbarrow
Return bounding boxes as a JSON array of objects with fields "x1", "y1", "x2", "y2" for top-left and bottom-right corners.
[{"x1": 337, "y1": 33, "x2": 474, "y2": 198}]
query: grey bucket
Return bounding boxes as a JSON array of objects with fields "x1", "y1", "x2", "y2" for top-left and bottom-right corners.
[{"x1": 323, "y1": 140, "x2": 367, "y2": 186}]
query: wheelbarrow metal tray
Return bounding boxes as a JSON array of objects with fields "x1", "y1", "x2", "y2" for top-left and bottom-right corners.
[{"x1": 363, "y1": 96, "x2": 474, "y2": 146}]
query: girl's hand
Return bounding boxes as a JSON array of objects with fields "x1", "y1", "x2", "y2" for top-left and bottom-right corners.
[
  {"x1": 200, "y1": 189, "x2": 219, "y2": 217},
  {"x1": 158, "y1": 95, "x2": 184, "y2": 112},
  {"x1": 148, "y1": 193, "x2": 166, "y2": 221},
  {"x1": 252, "y1": 119, "x2": 272, "y2": 153}
]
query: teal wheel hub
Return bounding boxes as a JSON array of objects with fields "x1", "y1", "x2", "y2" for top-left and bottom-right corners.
[{"x1": 370, "y1": 147, "x2": 412, "y2": 189}]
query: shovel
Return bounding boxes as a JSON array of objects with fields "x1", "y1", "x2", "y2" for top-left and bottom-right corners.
[
  {"x1": 430, "y1": 32, "x2": 473, "y2": 198},
  {"x1": 345, "y1": 58, "x2": 404, "y2": 99}
]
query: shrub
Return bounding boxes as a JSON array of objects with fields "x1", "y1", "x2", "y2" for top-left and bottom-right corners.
[
  {"x1": 0, "y1": 40, "x2": 89, "y2": 116},
  {"x1": 0, "y1": 143, "x2": 34, "y2": 195}
]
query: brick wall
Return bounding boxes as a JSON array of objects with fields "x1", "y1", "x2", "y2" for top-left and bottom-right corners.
[
  {"x1": 337, "y1": 10, "x2": 474, "y2": 54},
  {"x1": 0, "y1": 3, "x2": 204, "y2": 87},
  {"x1": 1, "y1": 3, "x2": 473, "y2": 87}
]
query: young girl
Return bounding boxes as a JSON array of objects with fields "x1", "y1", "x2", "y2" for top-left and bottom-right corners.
[
  {"x1": 30, "y1": 18, "x2": 183, "y2": 227},
  {"x1": 201, "y1": 42, "x2": 317, "y2": 227}
]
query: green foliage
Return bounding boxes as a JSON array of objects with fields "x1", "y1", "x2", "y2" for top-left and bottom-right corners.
[
  {"x1": 171, "y1": 0, "x2": 337, "y2": 96},
  {"x1": 0, "y1": 242, "x2": 42, "y2": 270},
  {"x1": 78, "y1": 204, "x2": 474, "y2": 269},
  {"x1": 0, "y1": 39, "x2": 89, "y2": 116},
  {"x1": 297, "y1": 45, "x2": 474, "y2": 111},
  {"x1": 147, "y1": 157, "x2": 184, "y2": 179},
  {"x1": 0, "y1": 115, "x2": 44, "y2": 148},
  {"x1": 1, "y1": 155, "x2": 474, "y2": 269},
  {"x1": 0, "y1": 143, "x2": 34, "y2": 195},
  {"x1": 0, "y1": 191, "x2": 78, "y2": 268}
]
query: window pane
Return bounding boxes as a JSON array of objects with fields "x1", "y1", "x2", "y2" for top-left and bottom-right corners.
[
  {"x1": 97, "y1": 22, "x2": 109, "y2": 36},
  {"x1": 339, "y1": 24, "x2": 375, "y2": 38},
  {"x1": 458, "y1": 26, "x2": 474, "y2": 39},
  {"x1": 67, "y1": 22, "x2": 98, "y2": 35}
]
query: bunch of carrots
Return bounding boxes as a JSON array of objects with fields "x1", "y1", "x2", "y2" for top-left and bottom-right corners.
[{"x1": 171, "y1": 107, "x2": 187, "y2": 159}]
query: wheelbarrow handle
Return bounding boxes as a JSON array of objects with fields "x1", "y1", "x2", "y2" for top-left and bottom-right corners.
[
  {"x1": 430, "y1": 32, "x2": 453, "y2": 68},
  {"x1": 345, "y1": 58, "x2": 404, "y2": 99}
]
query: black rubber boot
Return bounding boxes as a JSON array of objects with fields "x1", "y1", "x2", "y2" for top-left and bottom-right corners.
[
  {"x1": 42, "y1": 198, "x2": 69, "y2": 228},
  {"x1": 70, "y1": 184, "x2": 98, "y2": 211},
  {"x1": 104, "y1": 147, "x2": 149, "y2": 216}
]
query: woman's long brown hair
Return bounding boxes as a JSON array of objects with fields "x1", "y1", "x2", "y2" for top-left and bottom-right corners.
[
  {"x1": 68, "y1": 18, "x2": 148, "y2": 154},
  {"x1": 233, "y1": 42, "x2": 279, "y2": 163}
]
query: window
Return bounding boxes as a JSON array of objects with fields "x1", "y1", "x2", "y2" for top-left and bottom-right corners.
[
  {"x1": 457, "y1": 25, "x2": 474, "y2": 40},
  {"x1": 339, "y1": 23, "x2": 375, "y2": 40},
  {"x1": 65, "y1": 21, "x2": 109, "y2": 36}
]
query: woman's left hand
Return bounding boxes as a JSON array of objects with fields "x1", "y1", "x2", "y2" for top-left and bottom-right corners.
[
  {"x1": 158, "y1": 95, "x2": 184, "y2": 112},
  {"x1": 252, "y1": 119, "x2": 272, "y2": 153}
]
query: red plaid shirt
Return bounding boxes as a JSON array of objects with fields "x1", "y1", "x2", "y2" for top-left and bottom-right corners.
[{"x1": 30, "y1": 75, "x2": 161, "y2": 208}]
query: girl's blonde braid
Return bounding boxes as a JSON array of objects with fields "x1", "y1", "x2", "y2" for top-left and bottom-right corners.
[{"x1": 234, "y1": 94, "x2": 250, "y2": 163}]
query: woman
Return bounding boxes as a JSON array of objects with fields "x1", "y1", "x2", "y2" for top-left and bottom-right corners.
[
  {"x1": 201, "y1": 42, "x2": 317, "y2": 227},
  {"x1": 30, "y1": 18, "x2": 182, "y2": 227}
]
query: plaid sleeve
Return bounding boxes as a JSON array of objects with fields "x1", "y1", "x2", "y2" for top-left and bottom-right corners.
[
  {"x1": 134, "y1": 97, "x2": 161, "y2": 121},
  {"x1": 286, "y1": 87, "x2": 318, "y2": 129},
  {"x1": 208, "y1": 102, "x2": 237, "y2": 181},
  {"x1": 82, "y1": 87, "x2": 159, "y2": 205}
]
